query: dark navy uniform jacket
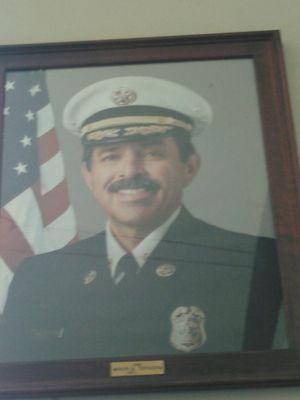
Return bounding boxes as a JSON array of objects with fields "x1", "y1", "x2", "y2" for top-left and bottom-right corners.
[{"x1": 0, "y1": 208, "x2": 282, "y2": 362}]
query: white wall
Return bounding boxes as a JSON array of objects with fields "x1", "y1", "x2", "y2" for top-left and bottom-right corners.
[{"x1": 0, "y1": 0, "x2": 300, "y2": 399}]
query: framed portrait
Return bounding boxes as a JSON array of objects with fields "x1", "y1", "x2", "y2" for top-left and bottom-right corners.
[{"x1": 0, "y1": 31, "x2": 300, "y2": 397}]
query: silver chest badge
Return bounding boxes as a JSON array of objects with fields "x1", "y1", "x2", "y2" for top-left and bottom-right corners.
[
  {"x1": 170, "y1": 306, "x2": 207, "y2": 352},
  {"x1": 156, "y1": 263, "x2": 176, "y2": 278}
]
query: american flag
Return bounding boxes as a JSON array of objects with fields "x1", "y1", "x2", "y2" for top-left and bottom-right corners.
[{"x1": 0, "y1": 70, "x2": 78, "y2": 313}]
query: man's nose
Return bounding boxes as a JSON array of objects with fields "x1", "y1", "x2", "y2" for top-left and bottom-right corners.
[{"x1": 120, "y1": 150, "x2": 146, "y2": 177}]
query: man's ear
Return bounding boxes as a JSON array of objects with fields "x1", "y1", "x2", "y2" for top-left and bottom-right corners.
[
  {"x1": 183, "y1": 153, "x2": 200, "y2": 187},
  {"x1": 81, "y1": 162, "x2": 93, "y2": 191}
]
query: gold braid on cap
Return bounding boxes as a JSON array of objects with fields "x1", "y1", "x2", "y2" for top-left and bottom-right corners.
[
  {"x1": 86, "y1": 125, "x2": 176, "y2": 141},
  {"x1": 80, "y1": 115, "x2": 193, "y2": 138}
]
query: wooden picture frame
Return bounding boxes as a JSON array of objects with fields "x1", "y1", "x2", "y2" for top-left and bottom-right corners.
[{"x1": 0, "y1": 30, "x2": 300, "y2": 397}]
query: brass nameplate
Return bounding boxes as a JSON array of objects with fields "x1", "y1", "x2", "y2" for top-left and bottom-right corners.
[{"x1": 110, "y1": 360, "x2": 165, "y2": 377}]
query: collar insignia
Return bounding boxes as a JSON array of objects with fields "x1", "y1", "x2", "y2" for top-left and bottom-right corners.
[{"x1": 84, "y1": 270, "x2": 97, "y2": 285}]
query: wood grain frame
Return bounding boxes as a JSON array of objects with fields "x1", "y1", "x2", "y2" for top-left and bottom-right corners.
[{"x1": 0, "y1": 30, "x2": 300, "y2": 397}]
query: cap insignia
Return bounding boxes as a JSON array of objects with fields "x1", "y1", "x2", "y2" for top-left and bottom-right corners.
[{"x1": 111, "y1": 87, "x2": 137, "y2": 106}]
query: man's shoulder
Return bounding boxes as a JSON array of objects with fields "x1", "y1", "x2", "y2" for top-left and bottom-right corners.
[
  {"x1": 15, "y1": 231, "x2": 106, "y2": 277},
  {"x1": 170, "y1": 208, "x2": 276, "y2": 253},
  {"x1": 54, "y1": 231, "x2": 106, "y2": 255}
]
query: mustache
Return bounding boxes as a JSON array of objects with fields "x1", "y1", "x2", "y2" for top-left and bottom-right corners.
[{"x1": 107, "y1": 175, "x2": 160, "y2": 193}]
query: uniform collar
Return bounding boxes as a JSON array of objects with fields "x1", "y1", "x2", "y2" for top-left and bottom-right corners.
[{"x1": 106, "y1": 207, "x2": 181, "y2": 278}]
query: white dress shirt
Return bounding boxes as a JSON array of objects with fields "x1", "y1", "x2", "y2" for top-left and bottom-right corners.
[{"x1": 106, "y1": 208, "x2": 181, "y2": 283}]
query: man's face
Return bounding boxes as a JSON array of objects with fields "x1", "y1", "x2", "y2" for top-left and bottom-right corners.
[{"x1": 81, "y1": 136, "x2": 199, "y2": 234}]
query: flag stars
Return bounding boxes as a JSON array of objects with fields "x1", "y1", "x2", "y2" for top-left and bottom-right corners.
[
  {"x1": 3, "y1": 107, "x2": 10, "y2": 116},
  {"x1": 5, "y1": 80, "x2": 15, "y2": 91},
  {"x1": 14, "y1": 162, "x2": 28, "y2": 175},
  {"x1": 25, "y1": 110, "x2": 34, "y2": 121},
  {"x1": 29, "y1": 84, "x2": 41, "y2": 97},
  {"x1": 20, "y1": 135, "x2": 32, "y2": 147}
]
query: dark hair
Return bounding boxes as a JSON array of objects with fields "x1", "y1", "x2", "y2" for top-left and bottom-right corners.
[
  {"x1": 172, "y1": 132, "x2": 196, "y2": 162},
  {"x1": 82, "y1": 133, "x2": 196, "y2": 170}
]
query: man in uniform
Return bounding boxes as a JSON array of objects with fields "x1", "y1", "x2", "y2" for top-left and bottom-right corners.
[{"x1": 0, "y1": 76, "x2": 282, "y2": 361}]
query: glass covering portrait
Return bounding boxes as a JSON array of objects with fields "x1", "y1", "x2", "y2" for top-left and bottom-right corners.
[{"x1": 0, "y1": 59, "x2": 286, "y2": 362}]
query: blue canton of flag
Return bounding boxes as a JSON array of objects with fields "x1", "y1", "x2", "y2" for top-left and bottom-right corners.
[{"x1": 1, "y1": 71, "x2": 45, "y2": 206}]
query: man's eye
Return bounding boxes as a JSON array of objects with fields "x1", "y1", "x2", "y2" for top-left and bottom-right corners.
[
  {"x1": 100, "y1": 153, "x2": 118, "y2": 162},
  {"x1": 144, "y1": 150, "x2": 164, "y2": 159}
]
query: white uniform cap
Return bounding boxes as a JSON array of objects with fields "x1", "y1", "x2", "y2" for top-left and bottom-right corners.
[{"x1": 63, "y1": 76, "x2": 212, "y2": 144}]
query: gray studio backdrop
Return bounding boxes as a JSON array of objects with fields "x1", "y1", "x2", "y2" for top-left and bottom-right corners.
[{"x1": 46, "y1": 59, "x2": 274, "y2": 240}]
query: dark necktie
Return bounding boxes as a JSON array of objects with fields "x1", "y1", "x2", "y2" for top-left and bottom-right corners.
[{"x1": 115, "y1": 252, "x2": 139, "y2": 284}]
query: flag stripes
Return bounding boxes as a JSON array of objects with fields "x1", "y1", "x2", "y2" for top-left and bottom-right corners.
[{"x1": 0, "y1": 70, "x2": 78, "y2": 313}]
